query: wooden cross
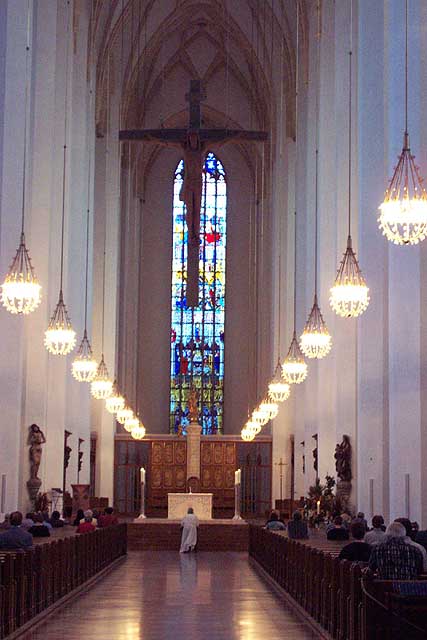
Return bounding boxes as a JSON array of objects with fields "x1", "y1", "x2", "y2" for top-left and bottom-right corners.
[
  {"x1": 274, "y1": 457, "x2": 288, "y2": 503},
  {"x1": 120, "y1": 79, "x2": 268, "y2": 307}
]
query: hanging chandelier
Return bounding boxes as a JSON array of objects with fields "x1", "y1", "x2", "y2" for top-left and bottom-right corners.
[
  {"x1": 131, "y1": 421, "x2": 146, "y2": 440},
  {"x1": 330, "y1": 20, "x2": 369, "y2": 319},
  {"x1": 241, "y1": 427, "x2": 254, "y2": 442},
  {"x1": 2, "y1": 234, "x2": 41, "y2": 315},
  {"x1": 245, "y1": 419, "x2": 261, "y2": 436},
  {"x1": 252, "y1": 408, "x2": 269, "y2": 427},
  {"x1": 90, "y1": 355, "x2": 113, "y2": 400},
  {"x1": 45, "y1": 6, "x2": 76, "y2": 355},
  {"x1": 1, "y1": 16, "x2": 41, "y2": 316},
  {"x1": 124, "y1": 415, "x2": 139, "y2": 433},
  {"x1": 117, "y1": 406, "x2": 134, "y2": 426},
  {"x1": 268, "y1": 360, "x2": 291, "y2": 402},
  {"x1": 378, "y1": 1, "x2": 427, "y2": 245},
  {"x1": 330, "y1": 237, "x2": 369, "y2": 318},
  {"x1": 301, "y1": 71, "x2": 331, "y2": 359},
  {"x1": 45, "y1": 291, "x2": 76, "y2": 355},
  {"x1": 71, "y1": 329, "x2": 97, "y2": 381},
  {"x1": 301, "y1": 295, "x2": 332, "y2": 359},
  {"x1": 259, "y1": 398, "x2": 279, "y2": 421},
  {"x1": 105, "y1": 381, "x2": 125, "y2": 414},
  {"x1": 72, "y1": 116, "x2": 97, "y2": 381},
  {"x1": 282, "y1": 331, "x2": 308, "y2": 384}
]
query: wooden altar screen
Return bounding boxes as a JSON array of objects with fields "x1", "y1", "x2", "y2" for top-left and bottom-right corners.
[
  {"x1": 148, "y1": 440, "x2": 187, "y2": 516},
  {"x1": 200, "y1": 441, "x2": 235, "y2": 517}
]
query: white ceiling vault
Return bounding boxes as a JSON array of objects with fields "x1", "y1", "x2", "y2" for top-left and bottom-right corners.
[{"x1": 90, "y1": 0, "x2": 310, "y2": 146}]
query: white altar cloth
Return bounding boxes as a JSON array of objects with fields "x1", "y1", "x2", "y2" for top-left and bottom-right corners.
[{"x1": 168, "y1": 492, "x2": 213, "y2": 520}]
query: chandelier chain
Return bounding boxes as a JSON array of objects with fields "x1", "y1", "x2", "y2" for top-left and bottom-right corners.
[
  {"x1": 84, "y1": 90, "x2": 93, "y2": 334},
  {"x1": 293, "y1": 0, "x2": 299, "y2": 331},
  {"x1": 314, "y1": 1, "x2": 321, "y2": 297},
  {"x1": 405, "y1": 0, "x2": 408, "y2": 137},
  {"x1": 21, "y1": 0, "x2": 31, "y2": 236},
  {"x1": 347, "y1": 0, "x2": 353, "y2": 238},
  {"x1": 60, "y1": 1, "x2": 71, "y2": 293}
]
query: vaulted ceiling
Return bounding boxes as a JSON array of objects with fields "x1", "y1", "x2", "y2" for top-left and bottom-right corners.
[{"x1": 90, "y1": 0, "x2": 309, "y2": 140}]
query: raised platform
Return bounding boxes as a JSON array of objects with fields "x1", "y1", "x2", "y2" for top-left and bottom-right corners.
[{"x1": 127, "y1": 518, "x2": 249, "y2": 551}]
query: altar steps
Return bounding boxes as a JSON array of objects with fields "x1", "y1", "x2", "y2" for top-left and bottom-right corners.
[{"x1": 127, "y1": 519, "x2": 249, "y2": 551}]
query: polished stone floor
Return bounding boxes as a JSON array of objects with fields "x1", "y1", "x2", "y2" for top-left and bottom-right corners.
[{"x1": 22, "y1": 552, "x2": 319, "y2": 640}]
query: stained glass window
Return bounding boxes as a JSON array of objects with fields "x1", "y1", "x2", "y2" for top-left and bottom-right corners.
[{"x1": 170, "y1": 152, "x2": 226, "y2": 436}]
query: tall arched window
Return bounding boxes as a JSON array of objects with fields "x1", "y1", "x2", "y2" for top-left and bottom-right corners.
[{"x1": 170, "y1": 152, "x2": 226, "y2": 435}]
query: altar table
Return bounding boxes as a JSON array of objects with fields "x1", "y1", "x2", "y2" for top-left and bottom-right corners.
[{"x1": 167, "y1": 492, "x2": 213, "y2": 519}]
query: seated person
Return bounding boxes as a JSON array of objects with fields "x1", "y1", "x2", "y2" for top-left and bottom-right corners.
[
  {"x1": 287, "y1": 511, "x2": 309, "y2": 539},
  {"x1": 21, "y1": 512, "x2": 35, "y2": 531},
  {"x1": 0, "y1": 511, "x2": 33, "y2": 550},
  {"x1": 352, "y1": 512, "x2": 368, "y2": 532},
  {"x1": 364, "y1": 515, "x2": 386, "y2": 545},
  {"x1": 29, "y1": 513, "x2": 50, "y2": 537},
  {"x1": 341, "y1": 510, "x2": 352, "y2": 529},
  {"x1": 41, "y1": 512, "x2": 53, "y2": 530},
  {"x1": 339, "y1": 522, "x2": 372, "y2": 562},
  {"x1": 98, "y1": 507, "x2": 119, "y2": 528},
  {"x1": 265, "y1": 512, "x2": 286, "y2": 531},
  {"x1": 73, "y1": 509, "x2": 84, "y2": 527},
  {"x1": 0, "y1": 513, "x2": 10, "y2": 530},
  {"x1": 395, "y1": 517, "x2": 427, "y2": 572},
  {"x1": 180, "y1": 507, "x2": 198, "y2": 553},
  {"x1": 79, "y1": 509, "x2": 97, "y2": 527},
  {"x1": 50, "y1": 511, "x2": 65, "y2": 528},
  {"x1": 327, "y1": 516, "x2": 350, "y2": 541},
  {"x1": 416, "y1": 528, "x2": 427, "y2": 552},
  {"x1": 369, "y1": 522, "x2": 423, "y2": 579},
  {"x1": 77, "y1": 514, "x2": 96, "y2": 534}
]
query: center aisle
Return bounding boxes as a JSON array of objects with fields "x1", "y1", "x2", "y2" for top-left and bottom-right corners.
[{"x1": 22, "y1": 551, "x2": 319, "y2": 640}]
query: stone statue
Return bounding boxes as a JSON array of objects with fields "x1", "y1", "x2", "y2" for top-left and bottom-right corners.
[
  {"x1": 28, "y1": 424, "x2": 46, "y2": 480},
  {"x1": 188, "y1": 386, "x2": 199, "y2": 423},
  {"x1": 335, "y1": 435, "x2": 352, "y2": 482}
]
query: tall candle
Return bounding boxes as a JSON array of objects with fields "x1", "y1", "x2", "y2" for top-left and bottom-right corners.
[
  {"x1": 235, "y1": 469, "x2": 241, "y2": 485},
  {"x1": 316, "y1": 500, "x2": 321, "y2": 515},
  {"x1": 140, "y1": 467, "x2": 146, "y2": 484}
]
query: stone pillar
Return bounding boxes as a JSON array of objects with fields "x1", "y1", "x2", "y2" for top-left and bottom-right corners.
[{"x1": 186, "y1": 423, "x2": 202, "y2": 480}]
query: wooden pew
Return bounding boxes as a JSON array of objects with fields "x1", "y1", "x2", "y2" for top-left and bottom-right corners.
[
  {"x1": 0, "y1": 524, "x2": 127, "y2": 639},
  {"x1": 249, "y1": 524, "x2": 427, "y2": 640}
]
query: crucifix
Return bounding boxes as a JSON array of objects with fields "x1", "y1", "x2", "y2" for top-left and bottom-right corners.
[
  {"x1": 274, "y1": 457, "x2": 288, "y2": 503},
  {"x1": 120, "y1": 79, "x2": 268, "y2": 307}
]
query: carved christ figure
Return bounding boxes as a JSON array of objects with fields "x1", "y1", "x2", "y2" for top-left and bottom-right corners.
[
  {"x1": 119, "y1": 79, "x2": 267, "y2": 308},
  {"x1": 28, "y1": 424, "x2": 46, "y2": 480}
]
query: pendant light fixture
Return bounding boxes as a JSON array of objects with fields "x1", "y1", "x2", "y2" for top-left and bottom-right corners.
[
  {"x1": 301, "y1": 4, "x2": 331, "y2": 358},
  {"x1": 117, "y1": 404, "x2": 134, "y2": 427},
  {"x1": 1, "y1": 3, "x2": 41, "y2": 315},
  {"x1": 330, "y1": 0, "x2": 369, "y2": 318},
  {"x1": 282, "y1": 3, "x2": 308, "y2": 385},
  {"x1": 259, "y1": 397, "x2": 279, "y2": 421},
  {"x1": 105, "y1": 380, "x2": 125, "y2": 414},
  {"x1": 131, "y1": 420, "x2": 146, "y2": 440},
  {"x1": 90, "y1": 242, "x2": 113, "y2": 400},
  {"x1": 72, "y1": 102, "x2": 97, "y2": 381},
  {"x1": 378, "y1": 0, "x2": 427, "y2": 245},
  {"x1": 44, "y1": 2, "x2": 76, "y2": 355}
]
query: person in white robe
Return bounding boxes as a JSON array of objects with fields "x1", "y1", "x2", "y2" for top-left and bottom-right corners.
[{"x1": 180, "y1": 507, "x2": 199, "y2": 553}]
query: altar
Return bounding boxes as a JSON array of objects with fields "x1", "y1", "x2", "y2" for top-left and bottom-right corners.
[{"x1": 168, "y1": 492, "x2": 213, "y2": 520}]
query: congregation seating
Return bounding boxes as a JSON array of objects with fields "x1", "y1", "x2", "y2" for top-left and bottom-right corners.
[
  {"x1": 0, "y1": 524, "x2": 127, "y2": 639},
  {"x1": 249, "y1": 525, "x2": 427, "y2": 640}
]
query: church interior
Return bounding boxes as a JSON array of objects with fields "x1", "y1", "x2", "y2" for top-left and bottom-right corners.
[{"x1": 1, "y1": 0, "x2": 427, "y2": 638}]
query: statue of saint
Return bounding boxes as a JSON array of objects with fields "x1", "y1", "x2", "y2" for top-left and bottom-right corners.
[
  {"x1": 28, "y1": 424, "x2": 46, "y2": 480},
  {"x1": 188, "y1": 387, "x2": 199, "y2": 423},
  {"x1": 335, "y1": 435, "x2": 352, "y2": 482}
]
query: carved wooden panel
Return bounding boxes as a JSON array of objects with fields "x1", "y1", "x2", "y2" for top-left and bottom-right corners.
[
  {"x1": 200, "y1": 441, "x2": 236, "y2": 511},
  {"x1": 148, "y1": 440, "x2": 187, "y2": 513}
]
